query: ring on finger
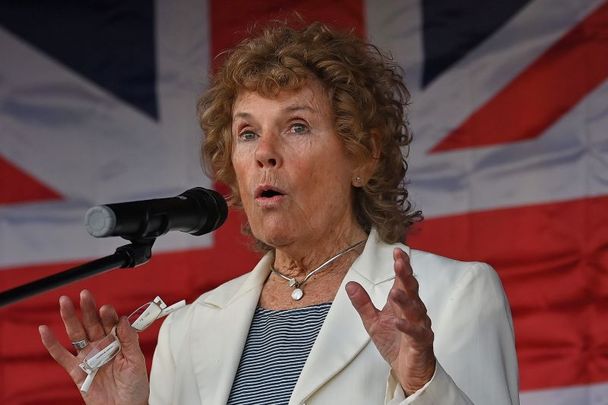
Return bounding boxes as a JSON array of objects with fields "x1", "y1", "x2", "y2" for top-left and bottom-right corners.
[{"x1": 71, "y1": 338, "x2": 89, "y2": 350}]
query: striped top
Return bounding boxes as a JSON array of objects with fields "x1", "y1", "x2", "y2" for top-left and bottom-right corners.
[{"x1": 227, "y1": 302, "x2": 332, "y2": 405}]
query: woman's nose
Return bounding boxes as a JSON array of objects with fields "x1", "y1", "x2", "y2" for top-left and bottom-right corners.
[{"x1": 255, "y1": 134, "x2": 282, "y2": 168}]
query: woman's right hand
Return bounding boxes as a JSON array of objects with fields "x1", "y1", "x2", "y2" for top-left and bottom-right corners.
[{"x1": 38, "y1": 290, "x2": 149, "y2": 405}]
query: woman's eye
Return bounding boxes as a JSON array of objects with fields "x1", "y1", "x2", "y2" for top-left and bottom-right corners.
[
  {"x1": 289, "y1": 123, "x2": 309, "y2": 135},
  {"x1": 239, "y1": 130, "x2": 257, "y2": 141}
]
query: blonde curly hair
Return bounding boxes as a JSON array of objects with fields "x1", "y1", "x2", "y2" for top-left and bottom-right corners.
[{"x1": 198, "y1": 21, "x2": 422, "y2": 244}]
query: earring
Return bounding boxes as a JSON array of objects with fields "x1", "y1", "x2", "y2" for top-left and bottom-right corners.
[{"x1": 353, "y1": 176, "x2": 362, "y2": 187}]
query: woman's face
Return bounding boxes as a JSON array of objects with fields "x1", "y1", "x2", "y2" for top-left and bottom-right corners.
[{"x1": 231, "y1": 80, "x2": 359, "y2": 249}]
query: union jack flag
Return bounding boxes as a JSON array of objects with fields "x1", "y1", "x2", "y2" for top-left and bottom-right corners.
[{"x1": 0, "y1": 1, "x2": 606, "y2": 403}]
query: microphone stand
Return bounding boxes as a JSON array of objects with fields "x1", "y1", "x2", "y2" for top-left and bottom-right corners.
[{"x1": 0, "y1": 238, "x2": 156, "y2": 308}]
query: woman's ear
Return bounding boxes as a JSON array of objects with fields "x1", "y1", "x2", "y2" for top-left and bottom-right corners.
[{"x1": 352, "y1": 130, "x2": 381, "y2": 187}]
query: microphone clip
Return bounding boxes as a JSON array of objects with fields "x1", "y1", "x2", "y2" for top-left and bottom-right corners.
[{"x1": 115, "y1": 237, "x2": 156, "y2": 268}]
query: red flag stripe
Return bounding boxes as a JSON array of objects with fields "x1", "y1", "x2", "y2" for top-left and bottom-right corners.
[
  {"x1": 431, "y1": 1, "x2": 608, "y2": 152},
  {"x1": 408, "y1": 195, "x2": 608, "y2": 390},
  {"x1": 6, "y1": 198, "x2": 607, "y2": 397},
  {"x1": 209, "y1": 0, "x2": 365, "y2": 71},
  {"x1": 0, "y1": 157, "x2": 62, "y2": 204}
]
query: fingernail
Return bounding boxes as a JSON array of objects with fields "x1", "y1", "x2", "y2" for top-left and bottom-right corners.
[{"x1": 345, "y1": 282, "x2": 356, "y2": 295}]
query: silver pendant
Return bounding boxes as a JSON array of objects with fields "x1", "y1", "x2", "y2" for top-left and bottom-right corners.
[{"x1": 291, "y1": 288, "x2": 304, "y2": 301}]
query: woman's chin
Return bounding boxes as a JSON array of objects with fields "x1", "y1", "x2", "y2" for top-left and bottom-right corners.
[{"x1": 251, "y1": 226, "x2": 298, "y2": 249}]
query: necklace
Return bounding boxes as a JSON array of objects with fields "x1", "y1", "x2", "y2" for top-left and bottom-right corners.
[{"x1": 270, "y1": 239, "x2": 366, "y2": 301}]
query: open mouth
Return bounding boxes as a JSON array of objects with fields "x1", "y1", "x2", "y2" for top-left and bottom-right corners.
[
  {"x1": 255, "y1": 186, "x2": 286, "y2": 199},
  {"x1": 261, "y1": 189, "x2": 282, "y2": 198}
]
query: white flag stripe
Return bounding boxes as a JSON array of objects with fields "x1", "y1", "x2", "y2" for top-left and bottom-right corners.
[
  {"x1": 520, "y1": 382, "x2": 608, "y2": 405},
  {"x1": 0, "y1": 0, "x2": 214, "y2": 268},
  {"x1": 0, "y1": 24, "x2": 209, "y2": 202},
  {"x1": 365, "y1": 0, "x2": 424, "y2": 93},
  {"x1": 412, "y1": 0, "x2": 604, "y2": 151},
  {"x1": 366, "y1": 0, "x2": 608, "y2": 219},
  {"x1": 155, "y1": 0, "x2": 212, "y2": 191},
  {"x1": 366, "y1": 0, "x2": 604, "y2": 148},
  {"x1": 0, "y1": 26, "x2": 159, "y2": 200},
  {"x1": 410, "y1": 80, "x2": 608, "y2": 218}
]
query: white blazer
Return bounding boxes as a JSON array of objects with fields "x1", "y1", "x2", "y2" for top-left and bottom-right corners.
[{"x1": 149, "y1": 229, "x2": 519, "y2": 404}]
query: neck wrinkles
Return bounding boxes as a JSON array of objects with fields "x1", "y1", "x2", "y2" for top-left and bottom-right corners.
[{"x1": 272, "y1": 228, "x2": 368, "y2": 279}]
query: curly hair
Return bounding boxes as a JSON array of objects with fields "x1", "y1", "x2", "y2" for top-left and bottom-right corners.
[{"x1": 198, "y1": 21, "x2": 422, "y2": 245}]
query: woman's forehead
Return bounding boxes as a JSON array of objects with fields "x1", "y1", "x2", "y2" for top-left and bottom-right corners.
[{"x1": 232, "y1": 81, "x2": 332, "y2": 118}]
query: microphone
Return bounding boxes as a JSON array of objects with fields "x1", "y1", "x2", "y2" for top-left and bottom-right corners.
[{"x1": 84, "y1": 187, "x2": 228, "y2": 239}]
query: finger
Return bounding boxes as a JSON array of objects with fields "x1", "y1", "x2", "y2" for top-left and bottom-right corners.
[
  {"x1": 391, "y1": 248, "x2": 407, "y2": 292},
  {"x1": 346, "y1": 281, "x2": 379, "y2": 331},
  {"x1": 80, "y1": 290, "x2": 106, "y2": 341},
  {"x1": 115, "y1": 317, "x2": 145, "y2": 363},
  {"x1": 393, "y1": 248, "x2": 418, "y2": 294},
  {"x1": 39, "y1": 325, "x2": 86, "y2": 384},
  {"x1": 390, "y1": 288, "x2": 429, "y2": 325},
  {"x1": 392, "y1": 249, "x2": 425, "y2": 312},
  {"x1": 99, "y1": 304, "x2": 119, "y2": 335},
  {"x1": 387, "y1": 249, "x2": 416, "y2": 319},
  {"x1": 59, "y1": 295, "x2": 88, "y2": 348}
]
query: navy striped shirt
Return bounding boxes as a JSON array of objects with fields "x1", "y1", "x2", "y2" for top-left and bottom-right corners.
[{"x1": 227, "y1": 303, "x2": 332, "y2": 405}]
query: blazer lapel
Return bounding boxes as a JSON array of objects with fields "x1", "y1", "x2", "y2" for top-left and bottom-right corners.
[
  {"x1": 190, "y1": 253, "x2": 273, "y2": 404},
  {"x1": 290, "y1": 230, "x2": 403, "y2": 404}
]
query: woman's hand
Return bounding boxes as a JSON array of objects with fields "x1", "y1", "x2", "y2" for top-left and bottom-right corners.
[
  {"x1": 38, "y1": 290, "x2": 149, "y2": 405},
  {"x1": 346, "y1": 248, "x2": 436, "y2": 395}
]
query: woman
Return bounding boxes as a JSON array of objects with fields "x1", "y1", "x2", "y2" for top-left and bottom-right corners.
[{"x1": 39, "y1": 22, "x2": 519, "y2": 404}]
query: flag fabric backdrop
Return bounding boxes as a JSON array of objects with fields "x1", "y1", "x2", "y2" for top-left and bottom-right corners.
[{"x1": 0, "y1": 0, "x2": 606, "y2": 403}]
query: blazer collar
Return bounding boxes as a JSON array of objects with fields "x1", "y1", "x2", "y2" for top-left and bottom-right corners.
[
  {"x1": 290, "y1": 229, "x2": 406, "y2": 404},
  {"x1": 202, "y1": 253, "x2": 273, "y2": 309},
  {"x1": 190, "y1": 253, "x2": 272, "y2": 404}
]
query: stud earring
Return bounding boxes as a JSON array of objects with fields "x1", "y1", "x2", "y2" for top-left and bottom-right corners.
[{"x1": 353, "y1": 176, "x2": 362, "y2": 187}]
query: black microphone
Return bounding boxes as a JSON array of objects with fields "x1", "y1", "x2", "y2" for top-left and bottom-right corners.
[{"x1": 84, "y1": 187, "x2": 228, "y2": 239}]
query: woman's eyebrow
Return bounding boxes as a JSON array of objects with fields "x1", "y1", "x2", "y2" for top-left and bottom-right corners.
[
  {"x1": 233, "y1": 105, "x2": 315, "y2": 119},
  {"x1": 283, "y1": 105, "x2": 316, "y2": 114},
  {"x1": 233, "y1": 111, "x2": 252, "y2": 120}
]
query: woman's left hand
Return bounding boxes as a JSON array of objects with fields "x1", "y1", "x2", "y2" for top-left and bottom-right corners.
[{"x1": 346, "y1": 248, "x2": 436, "y2": 395}]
